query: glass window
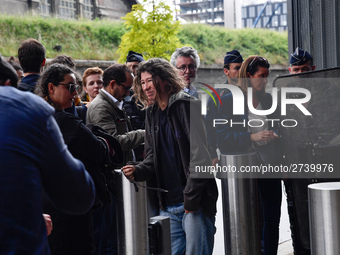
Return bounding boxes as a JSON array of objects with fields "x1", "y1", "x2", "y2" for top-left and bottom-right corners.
[
  {"x1": 40, "y1": 0, "x2": 51, "y2": 16},
  {"x1": 281, "y1": 14, "x2": 287, "y2": 26},
  {"x1": 255, "y1": 19, "x2": 262, "y2": 28},
  {"x1": 242, "y1": 7, "x2": 247, "y2": 19},
  {"x1": 247, "y1": 18, "x2": 253, "y2": 27},
  {"x1": 266, "y1": 4, "x2": 272, "y2": 16},
  {"x1": 59, "y1": 0, "x2": 76, "y2": 19},
  {"x1": 275, "y1": 4, "x2": 281, "y2": 14},
  {"x1": 283, "y1": 2, "x2": 287, "y2": 14},
  {"x1": 272, "y1": 15, "x2": 278, "y2": 27},
  {"x1": 263, "y1": 16, "x2": 269, "y2": 27},
  {"x1": 249, "y1": 7, "x2": 255, "y2": 18},
  {"x1": 83, "y1": 0, "x2": 94, "y2": 19}
]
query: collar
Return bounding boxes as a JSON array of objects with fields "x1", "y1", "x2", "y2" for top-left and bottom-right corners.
[{"x1": 101, "y1": 88, "x2": 124, "y2": 110}]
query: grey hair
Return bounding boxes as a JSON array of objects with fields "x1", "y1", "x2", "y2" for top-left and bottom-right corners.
[{"x1": 170, "y1": 46, "x2": 200, "y2": 68}]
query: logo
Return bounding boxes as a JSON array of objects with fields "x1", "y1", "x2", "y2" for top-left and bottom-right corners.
[
  {"x1": 198, "y1": 83, "x2": 312, "y2": 128},
  {"x1": 197, "y1": 82, "x2": 223, "y2": 113}
]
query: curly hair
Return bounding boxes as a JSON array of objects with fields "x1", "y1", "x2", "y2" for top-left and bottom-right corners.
[
  {"x1": 238, "y1": 55, "x2": 270, "y2": 93},
  {"x1": 49, "y1": 55, "x2": 76, "y2": 70},
  {"x1": 133, "y1": 58, "x2": 186, "y2": 108},
  {"x1": 35, "y1": 63, "x2": 74, "y2": 108}
]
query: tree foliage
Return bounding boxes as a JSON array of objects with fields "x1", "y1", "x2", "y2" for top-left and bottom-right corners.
[{"x1": 117, "y1": 0, "x2": 182, "y2": 63}]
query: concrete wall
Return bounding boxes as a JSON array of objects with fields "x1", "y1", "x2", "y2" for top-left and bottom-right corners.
[
  {"x1": 58, "y1": 59, "x2": 289, "y2": 88},
  {"x1": 197, "y1": 63, "x2": 288, "y2": 88}
]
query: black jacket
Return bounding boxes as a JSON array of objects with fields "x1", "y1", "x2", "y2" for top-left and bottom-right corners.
[
  {"x1": 134, "y1": 91, "x2": 218, "y2": 217},
  {"x1": 44, "y1": 111, "x2": 114, "y2": 255}
]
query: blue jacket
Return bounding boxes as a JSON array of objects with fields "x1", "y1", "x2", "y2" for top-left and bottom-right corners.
[
  {"x1": 205, "y1": 87, "x2": 230, "y2": 158},
  {"x1": 17, "y1": 73, "x2": 40, "y2": 92},
  {"x1": 0, "y1": 87, "x2": 95, "y2": 254}
]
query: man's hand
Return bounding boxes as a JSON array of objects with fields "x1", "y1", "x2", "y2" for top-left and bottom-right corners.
[
  {"x1": 251, "y1": 130, "x2": 278, "y2": 142},
  {"x1": 185, "y1": 209, "x2": 196, "y2": 214},
  {"x1": 122, "y1": 165, "x2": 136, "y2": 180},
  {"x1": 43, "y1": 214, "x2": 53, "y2": 236},
  {"x1": 211, "y1": 157, "x2": 219, "y2": 167}
]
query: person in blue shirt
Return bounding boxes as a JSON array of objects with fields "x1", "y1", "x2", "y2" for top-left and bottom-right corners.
[
  {"x1": 17, "y1": 38, "x2": 46, "y2": 92},
  {"x1": 0, "y1": 53, "x2": 95, "y2": 254},
  {"x1": 206, "y1": 50, "x2": 243, "y2": 165}
]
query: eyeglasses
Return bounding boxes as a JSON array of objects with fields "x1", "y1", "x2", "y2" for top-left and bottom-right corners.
[
  {"x1": 177, "y1": 65, "x2": 196, "y2": 73},
  {"x1": 117, "y1": 83, "x2": 132, "y2": 92},
  {"x1": 59, "y1": 83, "x2": 81, "y2": 94},
  {"x1": 248, "y1": 56, "x2": 269, "y2": 70}
]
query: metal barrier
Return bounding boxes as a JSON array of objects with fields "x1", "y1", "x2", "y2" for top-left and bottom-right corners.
[
  {"x1": 218, "y1": 153, "x2": 261, "y2": 255},
  {"x1": 115, "y1": 171, "x2": 149, "y2": 255},
  {"x1": 308, "y1": 182, "x2": 340, "y2": 255}
]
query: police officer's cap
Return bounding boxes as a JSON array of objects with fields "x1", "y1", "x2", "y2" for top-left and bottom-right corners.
[
  {"x1": 290, "y1": 47, "x2": 313, "y2": 66},
  {"x1": 224, "y1": 50, "x2": 243, "y2": 65},
  {"x1": 126, "y1": 51, "x2": 144, "y2": 63}
]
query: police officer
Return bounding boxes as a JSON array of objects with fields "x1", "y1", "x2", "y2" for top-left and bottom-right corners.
[
  {"x1": 123, "y1": 51, "x2": 146, "y2": 161},
  {"x1": 206, "y1": 50, "x2": 243, "y2": 165},
  {"x1": 289, "y1": 47, "x2": 315, "y2": 74}
]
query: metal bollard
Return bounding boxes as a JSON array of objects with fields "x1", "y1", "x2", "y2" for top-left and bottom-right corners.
[
  {"x1": 115, "y1": 170, "x2": 149, "y2": 255},
  {"x1": 308, "y1": 182, "x2": 340, "y2": 255},
  {"x1": 218, "y1": 153, "x2": 261, "y2": 255},
  {"x1": 149, "y1": 216, "x2": 171, "y2": 255}
]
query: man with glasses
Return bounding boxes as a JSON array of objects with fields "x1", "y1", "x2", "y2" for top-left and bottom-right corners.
[
  {"x1": 170, "y1": 46, "x2": 200, "y2": 98},
  {"x1": 86, "y1": 64, "x2": 145, "y2": 255}
]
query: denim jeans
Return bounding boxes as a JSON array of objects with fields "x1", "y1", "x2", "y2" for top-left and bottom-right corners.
[{"x1": 160, "y1": 203, "x2": 216, "y2": 255}]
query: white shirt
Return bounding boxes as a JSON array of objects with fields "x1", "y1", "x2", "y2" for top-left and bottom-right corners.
[
  {"x1": 100, "y1": 88, "x2": 136, "y2": 161},
  {"x1": 101, "y1": 88, "x2": 124, "y2": 110}
]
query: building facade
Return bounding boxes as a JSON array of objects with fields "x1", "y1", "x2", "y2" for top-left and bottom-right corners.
[
  {"x1": 0, "y1": 0, "x2": 137, "y2": 20},
  {"x1": 178, "y1": 0, "x2": 225, "y2": 26},
  {"x1": 178, "y1": 0, "x2": 287, "y2": 31},
  {"x1": 241, "y1": 1, "x2": 287, "y2": 31}
]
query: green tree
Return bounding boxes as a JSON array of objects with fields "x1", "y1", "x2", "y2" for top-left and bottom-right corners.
[{"x1": 117, "y1": 0, "x2": 182, "y2": 63}]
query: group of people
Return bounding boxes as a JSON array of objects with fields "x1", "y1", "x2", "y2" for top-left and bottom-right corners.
[{"x1": 0, "y1": 36, "x2": 316, "y2": 255}]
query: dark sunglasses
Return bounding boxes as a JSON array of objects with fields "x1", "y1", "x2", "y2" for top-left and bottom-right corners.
[
  {"x1": 248, "y1": 56, "x2": 269, "y2": 70},
  {"x1": 117, "y1": 83, "x2": 132, "y2": 92},
  {"x1": 59, "y1": 83, "x2": 81, "y2": 94}
]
